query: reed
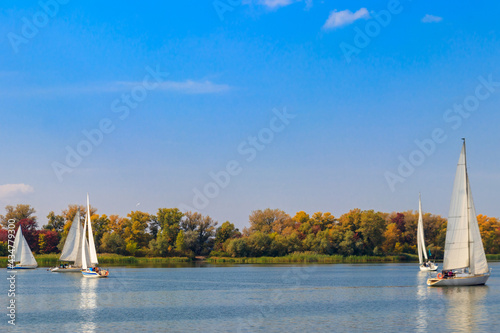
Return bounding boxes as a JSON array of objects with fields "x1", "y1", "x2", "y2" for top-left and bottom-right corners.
[
  {"x1": 486, "y1": 254, "x2": 500, "y2": 261},
  {"x1": 0, "y1": 254, "x2": 191, "y2": 267},
  {"x1": 207, "y1": 253, "x2": 419, "y2": 264}
]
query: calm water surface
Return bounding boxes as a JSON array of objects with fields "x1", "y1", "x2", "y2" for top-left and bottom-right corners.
[{"x1": 2, "y1": 262, "x2": 500, "y2": 332}]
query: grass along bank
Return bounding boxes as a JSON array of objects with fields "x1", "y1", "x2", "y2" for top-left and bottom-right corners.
[
  {"x1": 207, "y1": 253, "x2": 420, "y2": 264},
  {"x1": 0, "y1": 254, "x2": 191, "y2": 268}
]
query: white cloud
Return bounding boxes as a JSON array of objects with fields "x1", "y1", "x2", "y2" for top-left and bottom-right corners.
[
  {"x1": 260, "y1": 0, "x2": 295, "y2": 8},
  {"x1": 244, "y1": 0, "x2": 306, "y2": 9},
  {"x1": 0, "y1": 184, "x2": 34, "y2": 200},
  {"x1": 323, "y1": 8, "x2": 370, "y2": 29},
  {"x1": 422, "y1": 14, "x2": 443, "y2": 23}
]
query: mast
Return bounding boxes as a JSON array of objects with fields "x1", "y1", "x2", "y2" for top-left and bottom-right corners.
[{"x1": 463, "y1": 138, "x2": 470, "y2": 270}]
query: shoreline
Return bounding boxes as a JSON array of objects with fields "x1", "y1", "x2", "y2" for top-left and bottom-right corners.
[{"x1": 2, "y1": 253, "x2": 499, "y2": 268}]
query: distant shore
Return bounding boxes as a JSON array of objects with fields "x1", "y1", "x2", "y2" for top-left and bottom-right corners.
[{"x1": 2, "y1": 253, "x2": 499, "y2": 268}]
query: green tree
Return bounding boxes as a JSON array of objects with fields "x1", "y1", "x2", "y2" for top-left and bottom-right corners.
[
  {"x1": 181, "y1": 212, "x2": 218, "y2": 255},
  {"x1": 124, "y1": 211, "x2": 152, "y2": 249},
  {"x1": 99, "y1": 233, "x2": 126, "y2": 254},
  {"x1": 156, "y1": 208, "x2": 183, "y2": 245},
  {"x1": 214, "y1": 221, "x2": 240, "y2": 250},
  {"x1": 44, "y1": 211, "x2": 65, "y2": 232},
  {"x1": 175, "y1": 230, "x2": 186, "y2": 252},
  {"x1": 92, "y1": 214, "x2": 111, "y2": 250}
]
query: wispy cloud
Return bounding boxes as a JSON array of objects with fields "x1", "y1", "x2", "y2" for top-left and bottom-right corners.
[
  {"x1": 244, "y1": 0, "x2": 307, "y2": 10},
  {"x1": 157, "y1": 80, "x2": 231, "y2": 94},
  {"x1": 422, "y1": 14, "x2": 443, "y2": 23},
  {"x1": 323, "y1": 8, "x2": 370, "y2": 29},
  {"x1": 261, "y1": 0, "x2": 295, "y2": 9},
  {"x1": 0, "y1": 184, "x2": 34, "y2": 200},
  {"x1": 1, "y1": 79, "x2": 231, "y2": 98}
]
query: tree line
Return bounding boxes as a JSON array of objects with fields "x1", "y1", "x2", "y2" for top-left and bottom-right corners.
[{"x1": 1, "y1": 204, "x2": 499, "y2": 258}]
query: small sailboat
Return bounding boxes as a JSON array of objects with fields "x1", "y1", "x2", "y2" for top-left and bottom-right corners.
[
  {"x1": 81, "y1": 194, "x2": 109, "y2": 278},
  {"x1": 51, "y1": 211, "x2": 86, "y2": 272},
  {"x1": 428, "y1": 139, "x2": 490, "y2": 286},
  {"x1": 417, "y1": 194, "x2": 438, "y2": 271},
  {"x1": 8, "y1": 225, "x2": 38, "y2": 269}
]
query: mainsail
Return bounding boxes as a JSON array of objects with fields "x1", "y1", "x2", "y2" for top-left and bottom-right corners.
[
  {"x1": 467, "y1": 183, "x2": 489, "y2": 274},
  {"x1": 417, "y1": 194, "x2": 428, "y2": 265},
  {"x1": 87, "y1": 194, "x2": 99, "y2": 266},
  {"x1": 59, "y1": 211, "x2": 84, "y2": 265},
  {"x1": 443, "y1": 141, "x2": 489, "y2": 274},
  {"x1": 13, "y1": 226, "x2": 37, "y2": 267},
  {"x1": 81, "y1": 194, "x2": 98, "y2": 269}
]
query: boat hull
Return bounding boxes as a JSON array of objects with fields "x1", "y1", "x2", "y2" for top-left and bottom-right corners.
[
  {"x1": 420, "y1": 264, "x2": 438, "y2": 271},
  {"x1": 7, "y1": 265, "x2": 37, "y2": 270},
  {"x1": 51, "y1": 267, "x2": 82, "y2": 272},
  {"x1": 82, "y1": 269, "x2": 109, "y2": 278},
  {"x1": 427, "y1": 273, "x2": 490, "y2": 286}
]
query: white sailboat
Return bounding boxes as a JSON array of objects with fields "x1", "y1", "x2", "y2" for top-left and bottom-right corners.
[
  {"x1": 417, "y1": 194, "x2": 438, "y2": 271},
  {"x1": 428, "y1": 139, "x2": 490, "y2": 286},
  {"x1": 51, "y1": 211, "x2": 88, "y2": 272},
  {"x1": 8, "y1": 225, "x2": 38, "y2": 269},
  {"x1": 81, "y1": 194, "x2": 109, "y2": 278}
]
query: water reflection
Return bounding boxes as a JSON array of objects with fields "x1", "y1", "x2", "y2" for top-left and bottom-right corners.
[
  {"x1": 80, "y1": 277, "x2": 98, "y2": 333},
  {"x1": 416, "y1": 272, "x2": 431, "y2": 332},
  {"x1": 439, "y1": 286, "x2": 488, "y2": 332}
]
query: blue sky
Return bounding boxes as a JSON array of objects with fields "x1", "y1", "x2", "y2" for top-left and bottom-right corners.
[{"x1": 1, "y1": 0, "x2": 500, "y2": 230}]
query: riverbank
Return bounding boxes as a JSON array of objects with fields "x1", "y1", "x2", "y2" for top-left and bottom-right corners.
[
  {"x1": 2, "y1": 253, "x2": 499, "y2": 268},
  {"x1": 0, "y1": 254, "x2": 191, "y2": 268}
]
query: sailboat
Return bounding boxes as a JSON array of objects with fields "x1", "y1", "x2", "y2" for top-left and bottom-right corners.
[
  {"x1": 417, "y1": 194, "x2": 438, "y2": 271},
  {"x1": 51, "y1": 211, "x2": 87, "y2": 272},
  {"x1": 81, "y1": 194, "x2": 109, "y2": 278},
  {"x1": 8, "y1": 225, "x2": 38, "y2": 269},
  {"x1": 427, "y1": 139, "x2": 490, "y2": 286}
]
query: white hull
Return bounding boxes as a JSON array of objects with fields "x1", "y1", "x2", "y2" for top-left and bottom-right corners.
[
  {"x1": 427, "y1": 273, "x2": 490, "y2": 286},
  {"x1": 419, "y1": 263, "x2": 438, "y2": 271},
  {"x1": 8, "y1": 265, "x2": 37, "y2": 270},
  {"x1": 51, "y1": 267, "x2": 82, "y2": 272},
  {"x1": 82, "y1": 269, "x2": 109, "y2": 278}
]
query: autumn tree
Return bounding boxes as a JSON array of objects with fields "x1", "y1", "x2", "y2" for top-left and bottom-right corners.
[
  {"x1": 0, "y1": 204, "x2": 37, "y2": 227},
  {"x1": 477, "y1": 214, "x2": 500, "y2": 254},
  {"x1": 61, "y1": 204, "x2": 97, "y2": 224},
  {"x1": 38, "y1": 230, "x2": 60, "y2": 254},
  {"x1": 249, "y1": 208, "x2": 291, "y2": 234}
]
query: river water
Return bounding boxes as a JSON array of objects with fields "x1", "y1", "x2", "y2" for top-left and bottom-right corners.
[{"x1": 2, "y1": 262, "x2": 500, "y2": 332}]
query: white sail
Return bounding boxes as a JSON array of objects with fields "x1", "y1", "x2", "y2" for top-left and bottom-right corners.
[
  {"x1": 59, "y1": 211, "x2": 83, "y2": 262},
  {"x1": 443, "y1": 144, "x2": 469, "y2": 271},
  {"x1": 417, "y1": 195, "x2": 428, "y2": 264},
  {"x1": 81, "y1": 213, "x2": 90, "y2": 270},
  {"x1": 13, "y1": 226, "x2": 37, "y2": 267},
  {"x1": 13, "y1": 226, "x2": 23, "y2": 262},
  {"x1": 87, "y1": 194, "x2": 99, "y2": 265},
  {"x1": 467, "y1": 183, "x2": 489, "y2": 274}
]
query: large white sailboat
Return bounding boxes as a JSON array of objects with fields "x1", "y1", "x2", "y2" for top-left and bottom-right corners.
[
  {"x1": 428, "y1": 139, "x2": 490, "y2": 286},
  {"x1": 417, "y1": 194, "x2": 438, "y2": 271},
  {"x1": 51, "y1": 211, "x2": 88, "y2": 272},
  {"x1": 8, "y1": 225, "x2": 38, "y2": 269},
  {"x1": 81, "y1": 194, "x2": 109, "y2": 278}
]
